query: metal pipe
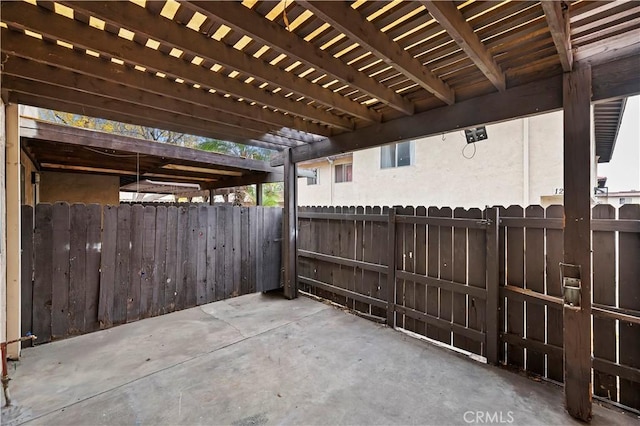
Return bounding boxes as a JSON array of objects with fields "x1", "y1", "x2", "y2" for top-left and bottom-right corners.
[{"x1": 1, "y1": 334, "x2": 37, "y2": 407}]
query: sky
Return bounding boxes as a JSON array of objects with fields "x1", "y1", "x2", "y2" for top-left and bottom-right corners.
[{"x1": 597, "y1": 95, "x2": 640, "y2": 192}]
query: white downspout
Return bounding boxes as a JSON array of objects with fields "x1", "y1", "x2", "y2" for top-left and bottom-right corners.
[
  {"x1": 523, "y1": 117, "x2": 530, "y2": 206},
  {"x1": 327, "y1": 157, "x2": 334, "y2": 206}
]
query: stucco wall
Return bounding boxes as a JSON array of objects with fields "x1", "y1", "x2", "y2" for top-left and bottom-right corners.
[
  {"x1": 300, "y1": 111, "x2": 574, "y2": 208},
  {"x1": 39, "y1": 171, "x2": 120, "y2": 205}
]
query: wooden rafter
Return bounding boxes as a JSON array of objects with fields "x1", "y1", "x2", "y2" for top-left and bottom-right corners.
[
  {"x1": 541, "y1": 0, "x2": 573, "y2": 72},
  {"x1": 11, "y1": 90, "x2": 287, "y2": 151},
  {"x1": 63, "y1": 1, "x2": 380, "y2": 124},
  {"x1": 0, "y1": 30, "x2": 329, "y2": 141},
  {"x1": 20, "y1": 118, "x2": 278, "y2": 173},
  {"x1": 5, "y1": 76, "x2": 303, "y2": 149},
  {"x1": 273, "y1": 54, "x2": 640, "y2": 165},
  {"x1": 0, "y1": 2, "x2": 354, "y2": 131},
  {"x1": 2, "y1": 58, "x2": 305, "y2": 146},
  {"x1": 189, "y1": 1, "x2": 415, "y2": 115},
  {"x1": 298, "y1": 0, "x2": 455, "y2": 105},
  {"x1": 420, "y1": 1, "x2": 505, "y2": 91}
]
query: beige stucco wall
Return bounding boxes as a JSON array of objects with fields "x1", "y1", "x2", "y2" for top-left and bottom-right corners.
[
  {"x1": 39, "y1": 171, "x2": 120, "y2": 205},
  {"x1": 20, "y1": 150, "x2": 37, "y2": 206},
  {"x1": 299, "y1": 111, "x2": 595, "y2": 209}
]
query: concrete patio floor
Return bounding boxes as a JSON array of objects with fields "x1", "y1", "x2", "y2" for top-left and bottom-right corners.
[{"x1": 2, "y1": 293, "x2": 636, "y2": 426}]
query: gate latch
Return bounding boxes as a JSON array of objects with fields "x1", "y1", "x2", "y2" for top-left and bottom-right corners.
[{"x1": 560, "y1": 263, "x2": 582, "y2": 309}]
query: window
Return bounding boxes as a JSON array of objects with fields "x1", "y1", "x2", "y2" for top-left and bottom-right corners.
[
  {"x1": 620, "y1": 197, "x2": 628, "y2": 205},
  {"x1": 381, "y1": 141, "x2": 413, "y2": 169},
  {"x1": 335, "y1": 163, "x2": 352, "y2": 183},
  {"x1": 306, "y1": 168, "x2": 318, "y2": 185}
]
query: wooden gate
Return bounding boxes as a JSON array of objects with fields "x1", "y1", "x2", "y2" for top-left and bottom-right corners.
[
  {"x1": 21, "y1": 203, "x2": 283, "y2": 344},
  {"x1": 297, "y1": 204, "x2": 640, "y2": 413},
  {"x1": 297, "y1": 206, "x2": 499, "y2": 361}
]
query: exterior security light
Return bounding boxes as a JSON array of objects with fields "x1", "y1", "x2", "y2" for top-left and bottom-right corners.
[{"x1": 464, "y1": 127, "x2": 488, "y2": 143}]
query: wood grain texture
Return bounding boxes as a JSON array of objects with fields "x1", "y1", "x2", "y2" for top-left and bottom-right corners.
[{"x1": 563, "y1": 67, "x2": 592, "y2": 421}]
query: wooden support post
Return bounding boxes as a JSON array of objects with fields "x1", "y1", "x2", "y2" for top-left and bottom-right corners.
[
  {"x1": 386, "y1": 208, "x2": 397, "y2": 328},
  {"x1": 5, "y1": 103, "x2": 21, "y2": 358},
  {"x1": 256, "y1": 183, "x2": 263, "y2": 206},
  {"x1": 209, "y1": 189, "x2": 215, "y2": 205},
  {"x1": 563, "y1": 66, "x2": 592, "y2": 422},
  {"x1": 282, "y1": 148, "x2": 297, "y2": 299},
  {"x1": 485, "y1": 207, "x2": 500, "y2": 364}
]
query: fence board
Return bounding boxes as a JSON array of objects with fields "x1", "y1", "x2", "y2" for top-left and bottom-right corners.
[
  {"x1": 404, "y1": 207, "x2": 417, "y2": 333},
  {"x1": 69, "y1": 204, "x2": 87, "y2": 335},
  {"x1": 206, "y1": 206, "x2": 217, "y2": 302},
  {"x1": 98, "y1": 206, "x2": 117, "y2": 328},
  {"x1": 51, "y1": 202, "x2": 70, "y2": 339},
  {"x1": 84, "y1": 204, "x2": 102, "y2": 332},
  {"x1": 20, "y1": 206, "x2": 34, "y2": 347},
  {"x1": 505, "y1": 205, "x2": 524, "y2": 369},
  {"x1": 240, "y1": 207, "x2": 250, "y2": 297},
  {"x1": 185, "y1": 206, "x2": 198, "y2": 308},
  {"x1": 175, "y1": 206, "x2": 189, "y2": 310},
  {"x1": 413, "y1": 206, "x2": 427, "y2": 336},
  {"x1": 216, "y1": 205, "x2": 227, "y2": 300},
  {"x1": 164, "y1": 206, "x2": 178, "y2": 313},
  {"x1": 362, "y1": 207, "x2": 375, "y2": 315},
  {"x1": 452, "y1": 207, "x2": 470, "y2": 352},
  {"x1": 467, "y1": 208, "x2": 485, "y2": 356},
  {"x1": 33, "y1": 204, "x2": 53, "y2": 343},
  {"x1": 140, "y1": 206, "x2": 156, "y2": 318},
  {"x1": 618, "y1": 204, "x2": 640, "y2": 409},
  {"x1": 248, "y1": 207, "x2": 257, "y2": 294},
  {"x1": 196, "y1": 206, "x2": 208, "y2": 306},
  {"x1": 127, "y1": 205, "x2": 144, "y2": 322},
  {"x1": 525, "y1": 205, "x2": 545, "y2": 376},
  {"x1": 152, "y1": 206, "x2": 167, "y2": 317},
  {"x1": 354, "y1": 206, "x2": 367, "y2": 313},
  {"x1": 592, "y1": 204, "x2": 617, "y2": 401},
  {"x1": 232, "y1": 207, "x2": 242, "y2": 297},
  {"x1": 113, "y1": 204, "x2": 131, "y2": 325},
  {"x1": 315, "y1": 206, "x2": 331, "y2": 300},
  {"x1": 224, "y1": 206, "x2": 235, "y2": 298},
  {"x1": 395, "y1": 206, "x2": 407, "y2": 329},
  {"x1": 426, "y1": 206, "x2": 440, "y2": 340},
  {"x1": 545, "y1": 205, "x2": 564, "y2": 382},
  {"x1": 438, "y1": 207, "x2": 453, "y2": 345}
]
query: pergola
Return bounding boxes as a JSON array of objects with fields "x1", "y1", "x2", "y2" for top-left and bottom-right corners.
[{"x1": 1, "y1": 1, "x2": 639, "y2": 422}]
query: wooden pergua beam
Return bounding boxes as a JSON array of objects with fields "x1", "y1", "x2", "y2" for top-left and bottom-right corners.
[
  {"x1": 63, "y1": 1, "x2": 379, "y2": 124},
  {"x1": 541, "y1": 0, "x2": 573, "y2": 72},
  {"x1": 562, "y1": 66, "x2": 592, "y2": 422},
  {"x1": 282, "y1": 148, "x2": 298, "y2": 300},
  {"x1": 421, "y1": 1, "x2": 506, "y2": 91},
  {"x1": 0, "y1": 29, "x2": 330, "y2": 139},
  {"x1": 190, "y1": 1, "x2": 414, "y2": 116},
  {"x1": 298, "y1": 0, "x2": 455, "y2": 105},
  {"x1": 0, "y1": 2, "x2": 354, "y2": 131}
]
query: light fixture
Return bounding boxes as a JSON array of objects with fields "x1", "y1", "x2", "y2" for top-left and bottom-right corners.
[{"x1": 464, "y1": 126, "x2": 488, "y2": 143}]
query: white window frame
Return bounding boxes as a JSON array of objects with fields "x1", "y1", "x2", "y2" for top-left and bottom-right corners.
[{"x1": 380, "y1": 141, "x2": 414, "y2": 169}]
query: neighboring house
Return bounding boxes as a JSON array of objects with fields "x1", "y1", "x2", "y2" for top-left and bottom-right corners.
[
  {"x1": 298, "y1": 107, "x2": 626, "y2": 209},
  {"x1": 595, "y1": 190, "x2": 640, "y2": 207}
]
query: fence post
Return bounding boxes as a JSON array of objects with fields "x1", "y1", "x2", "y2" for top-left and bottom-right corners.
[
  {"x1": 386, "y1": 207, "x2": 397, "y2": 328},
  {"x1": 485, "y1": 207, "x2": 500, "y2": 364}
]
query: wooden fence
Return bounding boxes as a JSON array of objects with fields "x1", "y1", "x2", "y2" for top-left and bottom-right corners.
[
  {"x1": 297, "y1": 204, "x2": 640, "y2": 412},
  {"x1": 21, "y1": 203, "x2": 283, "y2": 344}
]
